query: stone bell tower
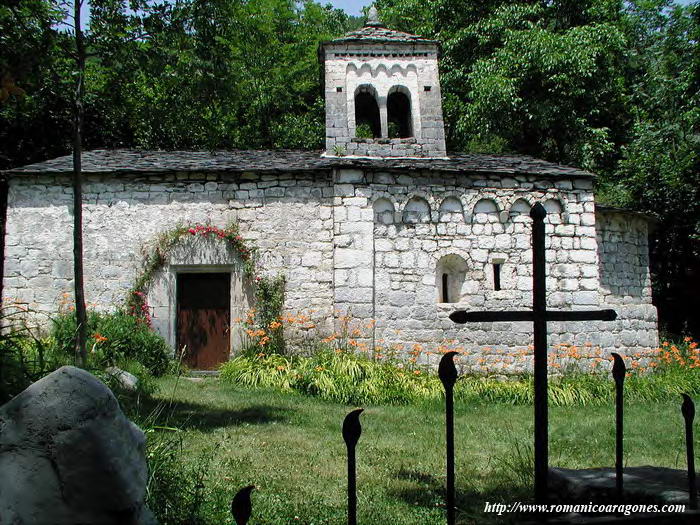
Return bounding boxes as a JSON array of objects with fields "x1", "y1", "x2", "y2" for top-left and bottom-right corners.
[{"x1": 320, "y1": 6, "x2": 447, "y2": 158}]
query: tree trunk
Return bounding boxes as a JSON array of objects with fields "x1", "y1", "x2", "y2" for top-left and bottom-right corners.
[
  {"x1": 73, "y1": 0, "x2": 88, "y2": 366},
  {"x1": 0, "y1": 176, "x2": 8, "y2": 309}
]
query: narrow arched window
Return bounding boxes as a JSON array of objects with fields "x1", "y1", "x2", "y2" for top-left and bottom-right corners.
[
  {"x1": 436, "y1": 254, "x2": 468, "y2": 304},
  {"x1": 355, "y1": 86, "x2": 381, "y2": 138},
  {"x1": 387, "y1": 87, "x2": 412, "y2": 138}
]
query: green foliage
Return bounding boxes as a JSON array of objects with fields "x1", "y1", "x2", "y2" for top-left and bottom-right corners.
[
  {"x1": 355, "y1": 123, "x2": 374, "y2": 139},
  {"x1": 145, "y1": 432, "x2": 212, "y2": 525},
  {"x1": 0, "y1": 306, "x2": 73, "y2": 404},
  {"x1": 220, "y1": 346, "x2": 700, "y2": 407},
  {"x1": 0, "y1": 1, "x2": 72, "y2": 169},
  {"x1": 0, "y1": 305, "x2": 161, "y2": 404},
  {"x1": 379, "y1": 0, "x2": 629, "y2": 171},
  {"x1": 52, "y1": 310, "x2": 172, "y2": 376},
  {"x1": 94, "y1": 358, "x2": 159, "y2": 400},
  {"x1": 253, "y1": 275, "x2": 287, "y2": 353},
  {"x1": 601, "y1": 1, "x2": 700, "y2": 336},
  {"x1": 387, "y1": 121, "x2": 401, "y2": 139}
]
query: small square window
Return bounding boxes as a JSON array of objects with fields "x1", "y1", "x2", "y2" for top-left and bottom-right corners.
[
  {"x1": 424, "y1": 86, "x2": 432, "y2": 92},
  {"x1": 336, "y1": 87, "x2": 343, "y2": 93}
]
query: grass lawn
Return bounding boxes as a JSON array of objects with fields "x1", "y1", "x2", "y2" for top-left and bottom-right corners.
[{"x1": 140, "y1": 376, "x2": 692, "y2": 524}]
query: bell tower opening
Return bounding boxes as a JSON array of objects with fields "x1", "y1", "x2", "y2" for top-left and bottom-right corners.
[
  {"x1": 387, "y1": 88, "x2": 412, "y2": 138},
  {"x1": 355, "y1": 86, "x2": 381, "y2": 139}
]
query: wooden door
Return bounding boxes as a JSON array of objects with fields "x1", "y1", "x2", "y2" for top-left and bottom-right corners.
[{"x1": 177, "y1": 273, "x2": 231, "y2": 370}]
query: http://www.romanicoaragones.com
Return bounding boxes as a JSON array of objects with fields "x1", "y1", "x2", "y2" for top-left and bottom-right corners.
[{"x1": 484, "y1": 501, "x2": 686, "y2": 517}]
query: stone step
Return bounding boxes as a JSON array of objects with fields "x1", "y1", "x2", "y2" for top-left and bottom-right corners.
[{"x1": 187, "y1": 370, "x2": 220, "y2": 377}]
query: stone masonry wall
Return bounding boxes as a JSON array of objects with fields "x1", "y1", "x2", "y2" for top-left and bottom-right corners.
[
  {"x1": 331, "y1": 168, "x2": 659, "y2": 373},
  {"x1": 4, "y1": 171, "x2": 336, "y2": 347},
  {"x1": 4, "y1": 168, "x2": 658, "y2": 372},
  {"x1": 595, "y1": 210, "x2": 658, "y2": 350}
]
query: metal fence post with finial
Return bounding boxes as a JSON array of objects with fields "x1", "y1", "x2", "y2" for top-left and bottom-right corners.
[
  {"x1": 231, "y1": 484, "x2": 256, "y2": 525},
  {"x1": 681, "y1": 393, "x2": 697, "y2": 510},
  {"x1": 439, "y1": 351, "x2": 459, "y2": 525},
  {"x1": 343, "y1": 408, "x2": 364, "y2": 525},
  {"x1": 611, "y1": 352, "x2": 626, "y2": 500}
]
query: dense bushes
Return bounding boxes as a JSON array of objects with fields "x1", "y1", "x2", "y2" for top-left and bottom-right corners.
[
  {"x1": 0, "y1": 307, "x2": 72, "y2": 404},
  {"x1": 0, "y1": 306, "x2": 168, "y2": 404},
  {"x1": 52, "y1": 311, "x2": 172, "y2": 376}
]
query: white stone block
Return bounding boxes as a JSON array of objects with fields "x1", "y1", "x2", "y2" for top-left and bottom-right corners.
[
  {"x1": 335, "y1": 249, "x2": 369, "y2": 268},
  {"x1": 301, "y1": 252, "x2": 323, "y2": 267},
  {"x1": 572, "y1": 291, "x2": 598, "y2": 305}
]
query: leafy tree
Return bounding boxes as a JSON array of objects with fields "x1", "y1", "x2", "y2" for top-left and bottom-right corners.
[
  {"x1": 608, "y1": 1, "x2": 700, "y2": 336},
  {"x1": 80, "y1": 0, "x2": 356, "y2": 151},
  {"x1": 378, "y1": 0, "x2": 631, "y2": 172},
  {"x1": 0, "y1": 1, "x2": 72, "y2": 169}
]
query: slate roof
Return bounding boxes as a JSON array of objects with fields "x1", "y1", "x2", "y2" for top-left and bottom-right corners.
[
  {"x1": 595, "y1": 204, "x2": 658, "y2": 224},
  {"x1": 3, "y1": 149, "x2": 596, "y2": 179},
  {"x1": 327, "y1": 25, "x2": 437, "y2": 45}
]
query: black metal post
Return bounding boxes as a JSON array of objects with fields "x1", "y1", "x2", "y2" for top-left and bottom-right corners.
[
  {"x1": 530, "y1": 204, "x2": 549, "y2": 504},
  {"x1": 439, "y1": 351, "x2": 459, "y2": 525},
  {"x1": 681, "y1": 394, "x2": 697, "y2": 510},
  {"x1": 231, "y1": 485, "x2": 256, "y2": 525},
  {"x1": 611, "y1": 353, "x2": 626, "y2": 500},
  {"x1": 343, "y1": 408, "x2": 364, "y2": 525}
]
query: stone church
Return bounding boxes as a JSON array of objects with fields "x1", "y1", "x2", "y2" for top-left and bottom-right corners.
[{"x1": 2, "y1": 10, "x2": 658, "y2": 370}]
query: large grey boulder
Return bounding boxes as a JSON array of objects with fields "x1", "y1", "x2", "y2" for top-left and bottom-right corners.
[{"x1": 0, "y1": 366, "x2": 157, "y2": 524}]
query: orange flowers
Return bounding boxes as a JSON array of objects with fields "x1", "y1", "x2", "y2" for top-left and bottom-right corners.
[{"x1": 93, "y1": 333, "x2": 108, "y2": 343}]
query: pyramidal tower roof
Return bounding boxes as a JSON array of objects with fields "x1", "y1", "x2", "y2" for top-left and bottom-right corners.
[{"x1": 329, "y1": 6, "x2": 436, "y2": 45}]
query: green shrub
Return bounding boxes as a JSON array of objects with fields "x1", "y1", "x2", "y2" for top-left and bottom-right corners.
[
  {"x1": 52, "y1": 311, "x2": 172, "y2": 376},
  {"x1": 92, "y1": 358, "x2": 159, "y2": 402},
  {"x1": 0, "y1": 334, "x2": 73, "y2": 404}
]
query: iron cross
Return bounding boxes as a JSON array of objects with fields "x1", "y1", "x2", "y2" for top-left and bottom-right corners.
[{"x1": 450, "y1": 202, "x2": 617, "y2": 504}]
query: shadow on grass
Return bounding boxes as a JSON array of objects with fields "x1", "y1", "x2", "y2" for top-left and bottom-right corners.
[
  {"x1": 392, "y1": 467, "x2": 531, "y2": 524},
  {"x1": 134, "y1": 396, "x2": 293, "y2": 431}
]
